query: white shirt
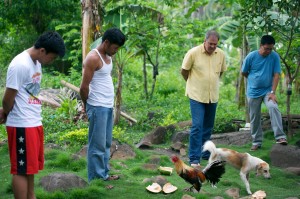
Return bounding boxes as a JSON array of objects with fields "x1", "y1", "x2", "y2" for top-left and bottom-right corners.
[
  {"x1": 87, "y1": 49, "x2": 114, "y2": 108},
  {"x1": 6, "y1": 50, "x2": 42, "y2": 127}
]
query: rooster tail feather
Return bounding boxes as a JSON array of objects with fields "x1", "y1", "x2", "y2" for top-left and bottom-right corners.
[{"x1": 202, "y1": 160, "x2": 226, "y2": 185}]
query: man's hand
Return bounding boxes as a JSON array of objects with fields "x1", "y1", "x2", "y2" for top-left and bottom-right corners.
[
  {"x1": 0, "y1": 108, "x2": 7, "y2": 124},
  {"x1": 268, "y1": 93, "x2": 277, "y2": 103}
]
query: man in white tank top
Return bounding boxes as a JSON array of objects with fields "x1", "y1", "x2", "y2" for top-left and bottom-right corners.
[{"x1": 80, "y1": 28, "x2": 126, "y2": 182}]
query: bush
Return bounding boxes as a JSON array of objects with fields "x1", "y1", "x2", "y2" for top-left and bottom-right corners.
[{"x1": 59, "y1": 128, "x2": 88, "y2": 146}]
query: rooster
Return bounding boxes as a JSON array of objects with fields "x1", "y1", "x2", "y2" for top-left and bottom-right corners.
[{"x1": 171, "y1": 155, "x2": 225, "y2": 192}]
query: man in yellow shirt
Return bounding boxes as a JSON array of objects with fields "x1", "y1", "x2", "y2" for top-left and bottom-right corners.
[{"x1": 181, "y1": 30, "x2": 226, "y2": 167}]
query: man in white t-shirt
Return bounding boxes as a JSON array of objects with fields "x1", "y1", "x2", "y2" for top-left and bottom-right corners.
[{"x1": 0, "y1": 31, "x2": 65, "y2": 199}]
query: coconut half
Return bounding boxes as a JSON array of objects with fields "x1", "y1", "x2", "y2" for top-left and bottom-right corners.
[
  {"x1": 146, "y1": 182, "x2": 162, "y2": 193},
  {"x1": 158, "y1": 166, "x2": 173, "y2": 175},
  {"x1": 162, "y1": 183, "x2": 177, "y2": 194},
  {"x1": 251, "y1": 190, "x2": 267, "y2": 199}
]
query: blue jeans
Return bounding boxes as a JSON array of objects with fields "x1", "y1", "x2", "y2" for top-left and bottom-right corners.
[
  {"x1": 189, "y1": 99, "x2": 217, "y2": 164},
  {"x1": 86, "y1": 103, "x2": 113, "y2": 182}
]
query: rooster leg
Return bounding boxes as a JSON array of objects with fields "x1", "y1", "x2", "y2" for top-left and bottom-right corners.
[
  {"x1": 184, "y1": 186, "x2": 195, "y2": 192},
  {"x1": 184, "y1": 186, "x2": 199, "y2": 193},
  {"x1": 211, "y1": 184, "x2": 217, "y2": 188}
]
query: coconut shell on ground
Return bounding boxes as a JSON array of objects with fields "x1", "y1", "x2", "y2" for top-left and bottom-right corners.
[
  {"x1": 162, "y1": 183, "x2": 177, "y2": 194},
  {"x1": 146, "y1": 183, "x2": 162, "y2": 193},
  {"x1": 158, "y1": 166, "x2": 173, "y2": 175}
]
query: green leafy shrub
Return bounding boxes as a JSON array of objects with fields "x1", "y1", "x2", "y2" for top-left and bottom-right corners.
[
  {"x1": 0, "y1": 125, "x2": 6, "y2": 141},
  {"x1": 159, "y1": 111, "x2": 177, "y2": 126},
  {"x1": 59, "y1": 128, "x2": 88, "y2": 146},
  {"x1": 42, "y1": 107, "x2": 88, "y2": 144},
  {"x1": 112, "y1": 126, "x2": 129, "y2": 143}
]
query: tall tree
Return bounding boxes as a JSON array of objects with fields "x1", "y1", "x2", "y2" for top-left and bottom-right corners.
[{"x1": 81, "y1": 0, "x2": 101, "y2": 60}]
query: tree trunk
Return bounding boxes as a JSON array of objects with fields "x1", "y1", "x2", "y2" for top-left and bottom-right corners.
[
  {"x1": 238, "y1": 29, "x2": 250, "y2": 123},
  {"x1": 286, "y1": 92, "x2": 292, "y2": 138},
  {"x1": 150, "y1": 64, "x2": 158, "y2": 100},
  {"x1": 114, "y1": 66, "x2": 122, "y2": 124},
  {"x1": 286, "y1": 73, "x2": 294, "y2": 138},
  {"x1": 143, "y1": 52, "x2": 149, "y2": 99},
  {"x1": 81, "y1": 0, "x2": 100, "y2": 60}
]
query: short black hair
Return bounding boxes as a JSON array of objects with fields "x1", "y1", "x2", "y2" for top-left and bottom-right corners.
[
  {"x1": 34, "y1": 31, "x2": 66, "y2": 57},
  {"x1": 102, "y1": 28, "x2": 126, "y2": 46},
  {"x1": 261, "y1": 35, "x2": 275, "y2": 45}
]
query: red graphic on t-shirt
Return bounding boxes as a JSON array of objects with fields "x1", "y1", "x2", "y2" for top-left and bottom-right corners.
[{"x1": 26, "y1": 72, "x2": 41, "y2": 104}]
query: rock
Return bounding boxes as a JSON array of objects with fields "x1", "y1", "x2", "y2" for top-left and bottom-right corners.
[
  {"x1": 285, "y1": 167, "x2": 300, "y2": 175},
  {"x1": 143, "y1": 163, "x2": 159, "y2": 170},
  {"x1": 225, "y1": 188, "x2": 240, "y2": 199},
  {"x1": 171, "y1": 131, "x2": 189, "y2": 143},
  {"x1": 270, "y1": 144, "x2": 300, "y2": 168},
  {"x1": 177, "y1": 121, "x2": 192, "y2": 129},
  {"x1": 145, "y1": 126, "x2": 168, "y2": 144},
  {"x1": 136, "y1": 126, "x2": 168, "y2": 148},
  {"x1": 171, "y1": 141, "x2": 185, "y2": 151},
  {"x1": 182, "y1": 194, "x2": 196, "y2": 199},
  {"x1": 39, "y1": 173, "x2": 88, "y2": 192},
  {"x1": 72, "y1": 145, "x2": 87, "y2": 159},
  {"x1": 153, "y1": 175, "x2": 168, "y2": 187},
  {"x1": 213, "y1": 197, "x2": 224, "y2": 199},
  {"x1": 147, "y1": 156, "x2": 161, "y2": 165},
  {"x1": 111, "y1": 143, "x2": 136, "y2": 160},
  {"x1": 74, "y1": 142, "x2": 135, "y2": 160},
  {"x1": 135, "y1": 141, "x2": 152, "y2": 149},
  {"x1": 180, "y1": 148, "x2": 187, "y2": 156},
  {"x1": 172, "y1": 130, "x2": 252, "y2": 146},
  {"x1": 211, "y1": 131, "x2": 252, "y2": 146},
  {"x1": 239, "y1": 196, "x2": 251, "y2": 199}
]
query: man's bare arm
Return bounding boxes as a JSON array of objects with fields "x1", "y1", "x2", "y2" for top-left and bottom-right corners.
[
  {"x1": 181, "y1": 69, "x2": 189, "y2": 81},
  {"x1": 79, "y1": 55, "x2": 98, "y2": 109},
  {"x1": 1, "y1": 88, "x2": 18, "y2": 123}
]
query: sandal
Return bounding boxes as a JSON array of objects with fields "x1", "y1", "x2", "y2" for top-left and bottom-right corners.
[
  {"x1": 276, "y1": 138, "x2": 288, "y2": 145},
  {"x1": 105, "y1": 175, "x2": 120, "y2": 181}
]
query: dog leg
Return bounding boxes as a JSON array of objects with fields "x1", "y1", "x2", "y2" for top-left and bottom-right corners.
[{"x1": 240, "y1": 171, "x2": 252, "y2": 195}]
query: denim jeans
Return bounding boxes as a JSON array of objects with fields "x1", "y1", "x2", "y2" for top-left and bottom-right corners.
[
  {"x1": 189, "y1": 99, "x2": 217, "y2": 164},
  {"x1": 248, "y1": 93, "x2": 286, "y2": 146},
  {"x1": 86, "y1": 103, "x2": 113, "y2": 182}
]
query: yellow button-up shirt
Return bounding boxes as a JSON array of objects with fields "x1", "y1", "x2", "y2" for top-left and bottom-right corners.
[{"x1": 181, "y1": 44, "x2": 226, "y2": 103}]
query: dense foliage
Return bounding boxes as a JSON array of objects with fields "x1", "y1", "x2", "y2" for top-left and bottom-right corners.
[{"x1": 0, "y1": 0, "x2": 299, "y2": 146}]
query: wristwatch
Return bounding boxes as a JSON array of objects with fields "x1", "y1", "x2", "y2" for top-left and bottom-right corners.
[{"x1": 270, "y1": 90, "x2": 275, "y2": 94}]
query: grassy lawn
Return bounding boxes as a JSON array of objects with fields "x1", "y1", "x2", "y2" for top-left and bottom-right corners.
[{"x1": 0, "y1": 130, "x2": 300, "y2": 199}]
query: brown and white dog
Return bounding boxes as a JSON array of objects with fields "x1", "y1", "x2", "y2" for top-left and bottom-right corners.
[{"x1": 203, "y1": 140, "x2": 271, "y2": 195}]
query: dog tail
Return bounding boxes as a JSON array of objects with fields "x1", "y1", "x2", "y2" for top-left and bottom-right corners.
[{"x1": 203, "y1": 140, "x2": 217, "y2": 158}]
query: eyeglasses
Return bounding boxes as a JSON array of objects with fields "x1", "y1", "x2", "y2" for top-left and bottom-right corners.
[{"x1": 262, "y1": 46, "x2": 273, "y2": 51}]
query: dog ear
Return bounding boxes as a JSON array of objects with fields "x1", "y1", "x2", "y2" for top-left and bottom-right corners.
[{"x1": 255, "y1": 164, "x2": 263, "y2": 176}]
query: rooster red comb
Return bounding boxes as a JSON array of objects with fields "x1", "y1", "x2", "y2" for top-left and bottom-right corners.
[{"x1": 171, "y1": 155, "x2": 179, "y2": 162}]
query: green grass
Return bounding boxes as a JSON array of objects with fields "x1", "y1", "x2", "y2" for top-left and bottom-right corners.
[{"x1": 0, "y1": 131, "x2": 300, "y2": 199}]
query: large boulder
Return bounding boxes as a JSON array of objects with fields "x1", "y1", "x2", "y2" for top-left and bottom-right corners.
[
  {"x1": 136, "y1": 126, "x2": 168, "y2": 148},
  {"x1": 110, "y1": 143, "x2": 136, "y2": 160},
  {"x1": 39, "y1": 173, "x2": 88, "y2": 192},
  {"x1": 211, "y1": 130, "x2": 252, "y2": 146},
  {"x1": 270, "y1": 144, "x2": 300, "y2": 168}
]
